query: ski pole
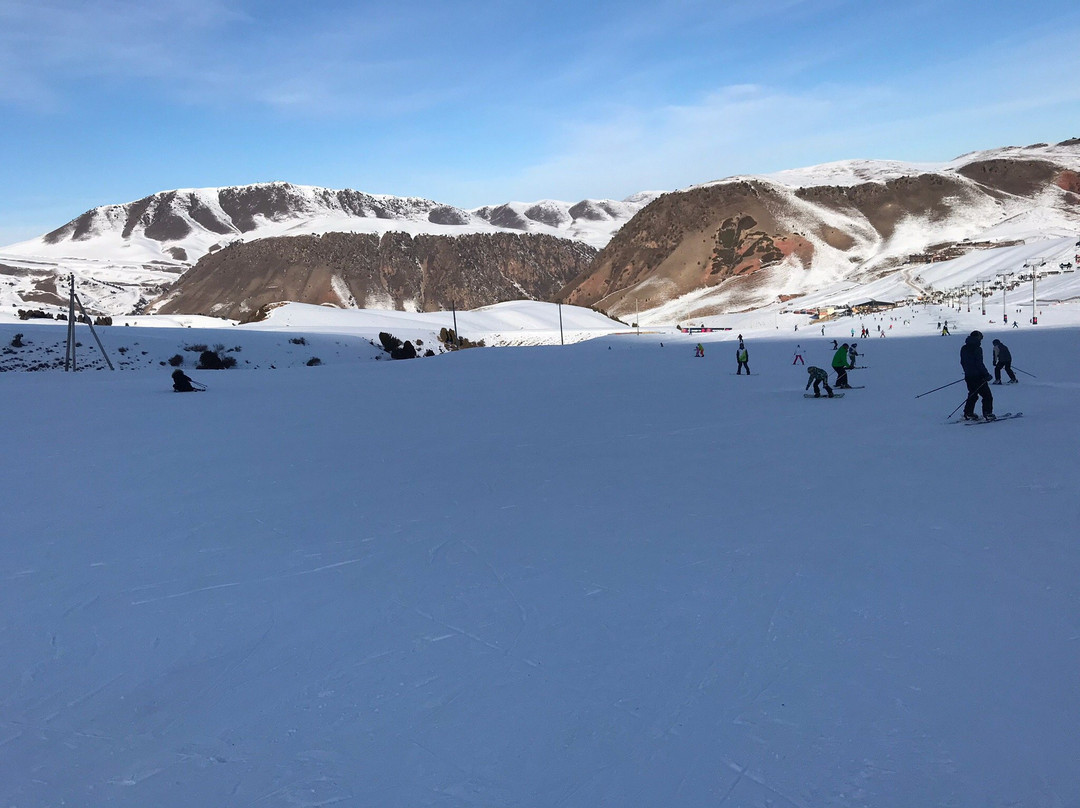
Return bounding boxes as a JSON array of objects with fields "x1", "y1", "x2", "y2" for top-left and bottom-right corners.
[
  {"x1": 915, "y1": 378, "x2": 964, "y2": 398},
  {"x1": 947, "y1": 397, "x2": 968, "y2": 420},
  {"x1": 1012, "y1": 366, "x2": 1037, "y2": 379},
  {"x1": 946, "y1": 379, "x2": 987, "y2": 420}
]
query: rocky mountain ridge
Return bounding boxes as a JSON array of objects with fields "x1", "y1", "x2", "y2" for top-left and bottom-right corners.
[
  {"x1": 560, "y1": 140, "x2": 1080, "y2": 322},
  {"x1": 11, "y1": 182, "x2": 655, "y2": 264}
]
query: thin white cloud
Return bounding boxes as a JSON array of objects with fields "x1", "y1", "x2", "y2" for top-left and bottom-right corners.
[{"x1": 499, "y1": 24, "x2": 1080, "y2": 202}]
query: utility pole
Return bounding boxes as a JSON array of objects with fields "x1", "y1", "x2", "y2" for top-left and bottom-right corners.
[
  {"x1": 980, "y1": 279, "x2": 987, "y2": 316},
  {"x1": 65, "y1": 274, "x2": 77, "y2": 371},
  {"x1": 558, "y1": 302, "x2": 564, "y2": 346},
  {"x1": 452, "y1": 301, "x2": 459, "y2": 349},
  {"x1": 64, "y1": 274, "x2": 115, "y2": 371}
]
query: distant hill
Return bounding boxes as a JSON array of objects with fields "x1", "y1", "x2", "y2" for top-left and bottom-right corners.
[
  {"x1": 559, "y1": 140, "x2": 1080, "y2": 322},
  {"x1": 0, "y1": 183, "x2": 656, "y2": 318},
  {"x1": 4, "y1": 140, "x2": 1078, "y2": 323},
  {"x1": 153, "y1": 231, "x2": 599, "y2": 321}
]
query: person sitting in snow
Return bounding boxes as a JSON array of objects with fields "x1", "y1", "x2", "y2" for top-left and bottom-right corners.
[
  {"x1": 172, "y1": 369, "x2": 198, "y2": 392},
  {"x1": 805, "y1": 366, "x2": 834, "y2": 398}
]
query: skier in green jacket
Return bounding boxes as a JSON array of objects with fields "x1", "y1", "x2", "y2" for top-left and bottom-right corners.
[
  {"x1": 831, "y1": 343, "x2": 851, "y2": 388},
  {"x1": 736, "y1": 338, "x2": 750, "y2": 375}
]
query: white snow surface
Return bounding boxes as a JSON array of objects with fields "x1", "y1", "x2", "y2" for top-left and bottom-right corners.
[{"x1": 2, "y1": 290, "x2": 1080, "y2": 806}]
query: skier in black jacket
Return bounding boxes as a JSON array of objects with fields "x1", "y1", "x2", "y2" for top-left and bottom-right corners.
[
  {"x1": 960, "y1": 331, "x2": 994, "y2": 421},
  {"x1": 172, "y1": 369, "x2": 198, "y2": 392},
  {"x1": 991, "y1": 339, "x2": 1018, "y2": 384}
]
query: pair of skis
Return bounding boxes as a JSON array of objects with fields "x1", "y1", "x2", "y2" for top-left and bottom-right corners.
[
  {"x1": 804, "y1": 385, "x2": 863, "y2": 398},
  {"x1": 952, "y1": 412, "x2": 1023, "y2": 425}
]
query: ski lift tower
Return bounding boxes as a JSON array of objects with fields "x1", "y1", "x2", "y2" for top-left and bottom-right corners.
[
  {"x1": 1023, "y1": 259, "x2": 1044, "y2": 324},
  {"x1": 996, "y1": 272, "x2": 1013, "y2": 323}
]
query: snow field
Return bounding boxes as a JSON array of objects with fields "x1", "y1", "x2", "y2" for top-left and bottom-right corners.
[{"x1": 1, "y1": 318, "x2": 1078, "y2": 807}]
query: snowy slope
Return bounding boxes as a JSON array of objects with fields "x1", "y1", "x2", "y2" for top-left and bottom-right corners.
[{"x1": 1, "y1": 306, "x2": 1078, "y2": 807}]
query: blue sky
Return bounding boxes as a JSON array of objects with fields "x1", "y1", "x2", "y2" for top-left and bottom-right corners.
[{"x1": 2, "y1": 0, "x2": 1079, "y2": 244}]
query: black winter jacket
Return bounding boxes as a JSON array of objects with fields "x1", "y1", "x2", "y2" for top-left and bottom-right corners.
[{"x1": 960, "y1": 335, "x2": 990, "y2": 380}]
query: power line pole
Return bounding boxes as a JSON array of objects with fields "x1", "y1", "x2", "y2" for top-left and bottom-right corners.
[
  {"x1": 64, "y1": 274, "x2": 115, "y2": 371},
  {"x1": 65, "y1": 275, "x2": 77, "y2": 371}
]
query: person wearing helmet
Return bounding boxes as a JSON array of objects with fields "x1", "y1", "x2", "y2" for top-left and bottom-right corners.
[
  {"x1": 960, "y1": 331, "x2": 994, "y2": 421},
  {"x1": 847, "y1": 342, "x2": 859, "y2": 367}
]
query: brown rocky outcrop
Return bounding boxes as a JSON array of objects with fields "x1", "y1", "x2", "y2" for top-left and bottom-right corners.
[{"x1": 154, "y1": 231, "x2": 597, "y2": 320}]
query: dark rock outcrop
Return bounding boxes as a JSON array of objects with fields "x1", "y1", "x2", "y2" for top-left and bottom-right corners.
[{"x1": 154, "y1": 231, "x2": 597, "y2": 320}]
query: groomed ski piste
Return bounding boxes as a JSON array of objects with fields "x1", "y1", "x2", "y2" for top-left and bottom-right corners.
[{"x1": 2, "y1": 286, "x2": 1079, "y2": 803}]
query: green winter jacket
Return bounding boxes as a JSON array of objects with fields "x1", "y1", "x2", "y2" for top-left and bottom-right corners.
[{"x1": 832, "y1": 347, "x2": 849, "y2": 368}]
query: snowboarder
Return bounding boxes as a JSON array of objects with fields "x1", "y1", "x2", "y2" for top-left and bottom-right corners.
[
  {"x1": 832, "y1": 343, "x2": 851, "y2": 388},
  {"x1": 694, "y1": 343, "x2": 704, "y2": 358},
  {"x1": 793, "y1": 344, "x2": 805, "y2": 365},
  {"x1": 991, "y1": 339, "x2": 1017, "y2": 384},
  {"x1": 960, "y1": 331, "x2": 994, "y2": 421},
  {"x1": 172, "y1": 369, "x2": 199, "y2": 393},
  {"x1": 736, "y1": 339, "x2": 750, "y2": 374},
  {"x1": 805, "y1": 366, "x2": 834, "y2": 398}
]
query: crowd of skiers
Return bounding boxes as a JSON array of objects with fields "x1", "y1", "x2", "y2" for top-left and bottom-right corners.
[{"x1": 687, "y1": 329, "x2": 1020, "y2": 419}]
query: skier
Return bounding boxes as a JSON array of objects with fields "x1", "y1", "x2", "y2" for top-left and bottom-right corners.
[
  {"x1": 832, "y1": 343, "x2": 851, "y2": 388},
  {"x1": 832, "y1": 339, "x2": 838, "y2": 350},
  {"x1": 694, "y1": 343, "x2": 704, "y2": 358},
  {"x1": 991, "y1": 339, "x2": 1018, "y2": 384},
  {"x1": 848, "y1": 342, "x2": 859, "y2": 367},
  {"x1": 172, "y1": 369, "x2": 198, "y2": 392},
  {"x1": 941, "y1": 324, "x2": 950, "y2": 336},
  {"x1": 960, "y1": 331, "x2": 994, "y2": 421},
  {"x1": 736, "y1": 339, "x2": 750, "y2": 375},
  {"x1": 793, "y1": 344, "x2": 805, "y2": 365},
  {"x1": 805, "y1": 366, "x2": 835, "y2": 398}
]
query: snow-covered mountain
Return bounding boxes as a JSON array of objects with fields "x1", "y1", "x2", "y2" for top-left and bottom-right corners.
[
  {"x1": 563, "y1": 139, "x2": 1080, "y2": 322},
  {"x1": 0, "y1": 184, "x2": 657, "y2": 317},
  {"x1": 3, "y1": 183, "x2": 655, "y2": 263}
]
